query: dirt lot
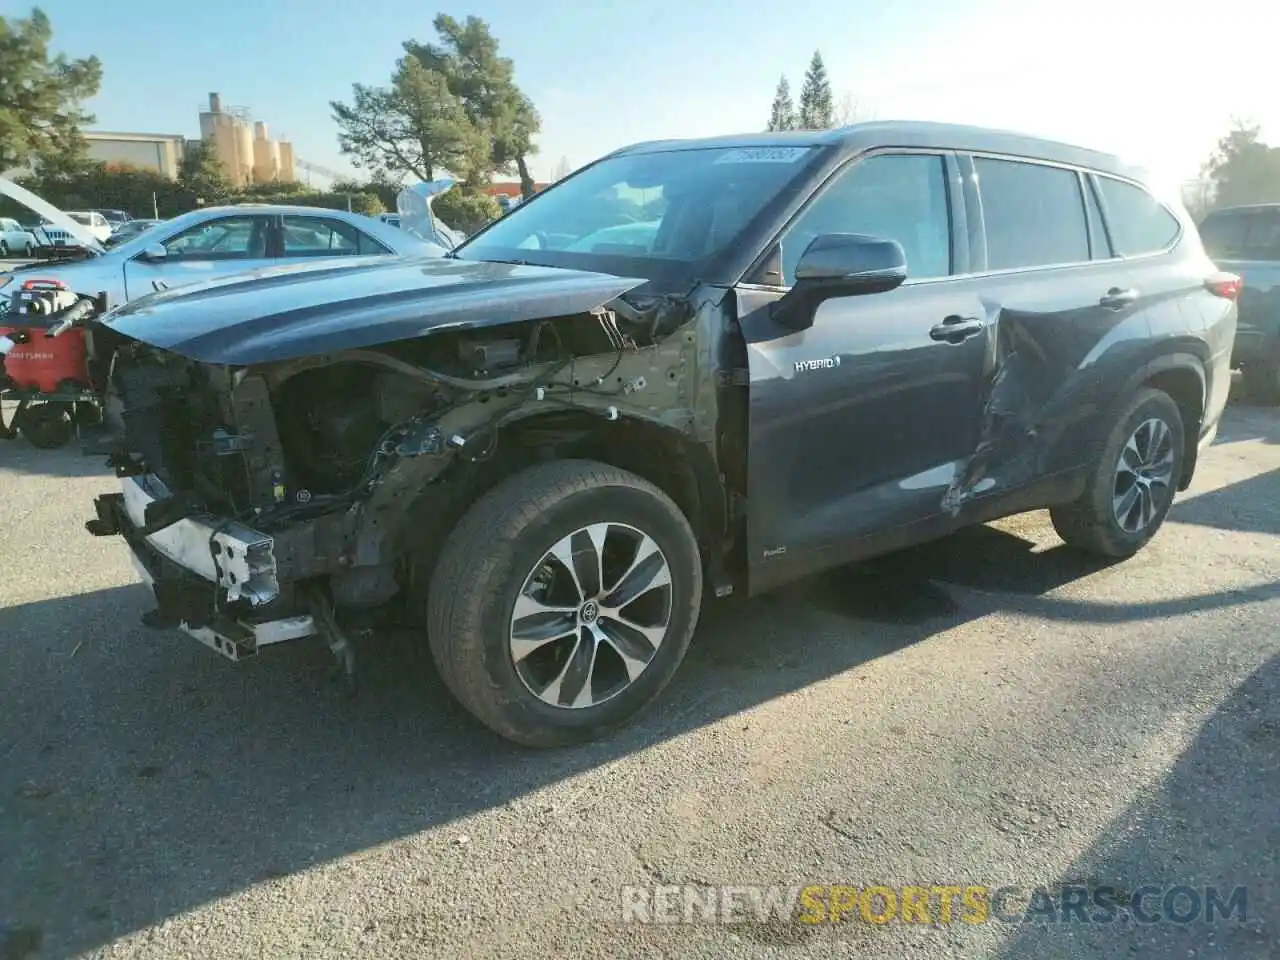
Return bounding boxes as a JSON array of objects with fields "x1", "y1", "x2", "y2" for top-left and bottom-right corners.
[{"x1": 1, "y1": 390, "x2": 1277, "y2": 959}]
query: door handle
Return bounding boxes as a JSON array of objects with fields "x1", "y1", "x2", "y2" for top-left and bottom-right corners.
[
  {"x1": 1100, "y1": 287, "x2": 1139, "y2": 309},
  {"x1": 929, "y1": 315, "x2": 985, "y2": 343}
]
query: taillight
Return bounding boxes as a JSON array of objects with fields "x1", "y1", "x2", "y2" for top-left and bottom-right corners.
[
  {"x1": 1205, "y1": 272, "x2": 1242, "y2": 299},
  {"x1": 20, "y1": 278, "x2": 70, "y2": 291}
]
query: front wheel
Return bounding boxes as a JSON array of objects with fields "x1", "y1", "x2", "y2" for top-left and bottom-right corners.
[
  {"x1": 423, "y1": 459, "x2": 703, "y2": 747},
  {"x1": 0, "y1": 241, "x2": 8, "y2": 258},
  {"x1": 1050, "y1": 387, "x2": 1184, "y2": 558}
]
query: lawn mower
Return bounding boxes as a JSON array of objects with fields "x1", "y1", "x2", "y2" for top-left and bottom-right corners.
[{"x1": 0, "y1": 279, "x2": 109, "y2": 449}]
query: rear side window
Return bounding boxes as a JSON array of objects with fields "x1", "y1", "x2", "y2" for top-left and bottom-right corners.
[
  {"x1": 1095, "y1": 177, "x2": 1180, "y2": 256},
  {"x1": 975, "y1": 158, "x2": 1090, "y2": 270},
  {"x1": 1199, "y1": 209, "x2": 1280, "y2": 261}
]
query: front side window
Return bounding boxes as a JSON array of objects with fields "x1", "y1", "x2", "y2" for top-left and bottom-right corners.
[
  {"x1": 454, "y1": 145, "x2": 822, "y2": 282},
  {"x1": 162, "y1": 216, "x2": 270, "y2": 260},
  {"x1": 1096, "y1": 176, "x2": 1181, "y2": 256},
  {"x1": 976, "y1": 157, "x2": 1090, "y2": 270},
  {"x1": 776, "y1": 153, "x2": 952, "y2": 286},
  {"x1": 280, "y1": 216, "x2": 389, "y2": 256}
]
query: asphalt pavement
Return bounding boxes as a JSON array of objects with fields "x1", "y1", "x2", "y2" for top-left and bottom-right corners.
[{"x1": 1, "y1": 389, "x2": 1277, "y2": 959}]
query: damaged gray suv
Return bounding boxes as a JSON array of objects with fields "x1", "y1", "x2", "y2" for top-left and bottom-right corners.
[{"x1": 84, "y1": 121, "x2": 1238, "y2": 747}]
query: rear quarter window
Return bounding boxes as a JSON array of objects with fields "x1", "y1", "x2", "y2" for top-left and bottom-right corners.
[{"x1": 1095, "y1": 176, "x2": 1181, "y2": 256}]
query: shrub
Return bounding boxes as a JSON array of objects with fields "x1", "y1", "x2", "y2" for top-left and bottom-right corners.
[{"x1": 433, "y1": 188, "x2": 500, "y2": 235}]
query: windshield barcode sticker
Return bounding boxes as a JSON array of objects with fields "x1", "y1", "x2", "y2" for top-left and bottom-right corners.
[{"x1": 714, "y1": 147, "x2": 811, "y2": 164}]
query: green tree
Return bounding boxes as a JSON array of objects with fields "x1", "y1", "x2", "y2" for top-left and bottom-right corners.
[
  {"x1": 404, "y1": 14, "x2": 542, "y2": 197},
  {"x1": 178, "y1": 140, "x2": 232, "y2": 205},
  {"x1": 767, "y1": 75, "x2": 795, "y2": 132},
  {"x1": 432, "y1": 186, "x2": 499, "y2": 235},
  {"x1": 331, "y1": 55, "x2": 482, "y2": 183},
  {"x1": 1202, "y1": 119, "x2": 1280, "y2": 210},
  {"x1": 797, "y1": 51, "x2": 833, "y2": 131},
  {"x1": 0, "y1": 7, "x2": 102, "y2": 174}
]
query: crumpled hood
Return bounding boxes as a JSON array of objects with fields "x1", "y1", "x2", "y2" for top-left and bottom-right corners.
[{"x1": 99, "y1": 254, "x2": 647, "y2": 365}]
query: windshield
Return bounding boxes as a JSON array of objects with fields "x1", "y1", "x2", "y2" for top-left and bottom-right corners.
[
  {"x1": 68, "y1": 212, "x2": 92, "y2": 225},
  {"x1": 453, "y1": 145, "x2": 820, "y2": 281}
]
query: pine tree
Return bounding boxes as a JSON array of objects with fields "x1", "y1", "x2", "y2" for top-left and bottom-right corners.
[
  {"x1": 797, "y1": 51, "x2": 834, "y2": 130},
  {"x1": 766, "y1": 76, "x2": 795, "y2": 132}
]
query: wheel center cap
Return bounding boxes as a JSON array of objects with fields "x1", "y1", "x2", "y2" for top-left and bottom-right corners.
[{"x1": 579, "y1": 600, "x2": 600, "y2": 624}]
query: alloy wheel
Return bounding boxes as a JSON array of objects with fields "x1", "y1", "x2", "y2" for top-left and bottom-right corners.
[
  {"x1": 509, "y1": 522, "x2": 673, "y2": 709},
  {"x1": 1112, "y1": 417, "x2": 1176, "y2": 534}
]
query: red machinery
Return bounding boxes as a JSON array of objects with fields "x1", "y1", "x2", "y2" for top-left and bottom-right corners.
[{"x1": 0, "y1": 279, "x2": 105, "y2": 448}]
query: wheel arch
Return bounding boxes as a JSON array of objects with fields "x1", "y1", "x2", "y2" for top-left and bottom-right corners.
[
  {"x1": 1102, "y1": 352, "x2": 1206, "y2": 492},
  {"x1": 394, "y1": 408, "x2": 729, "y2": 591}
]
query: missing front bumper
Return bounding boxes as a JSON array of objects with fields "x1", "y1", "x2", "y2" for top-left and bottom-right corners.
[
  {"x1": 89, "y1": 475, "x2": 318, "y2": 661},
  {"x1": 117, "y1": 473, "x2": 280, "y2": 606}
]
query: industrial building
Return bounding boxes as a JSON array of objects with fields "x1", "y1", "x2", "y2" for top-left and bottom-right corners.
[
  {"x1": 83, "y1": 131, "x2": 187, "y2": 179},
  {"x1": 197, "y1": 92, "x2": 295, "y2": 188},
  {"x1": 0, "y1": 92, "x2": 297, "y2": 188}
]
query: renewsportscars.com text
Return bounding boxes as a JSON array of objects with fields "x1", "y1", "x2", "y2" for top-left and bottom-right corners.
[{"x1": 620, "y1": 883, "x2": 1249, "y2": 926}]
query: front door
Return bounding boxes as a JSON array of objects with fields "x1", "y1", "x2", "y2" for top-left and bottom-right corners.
[
  {"x1": 123, "y1": 214, "x2": 276, "y2": 301},
  {"x1": 739, "y1": 151, "x2": 993, "y2": 591}
]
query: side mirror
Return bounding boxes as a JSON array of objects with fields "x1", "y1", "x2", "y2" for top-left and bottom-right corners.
[
  {"x1": 773, "y1": 233, "x2": 908, "y2": 330},
  {"x1": 139, "y1": 243, "x2": 167, "y2": 263}
]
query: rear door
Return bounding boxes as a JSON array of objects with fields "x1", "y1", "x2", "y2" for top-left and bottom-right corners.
[
  {"x1": 122, "y1": 213, "x2": 277, "y2": 300},
  {"x1": 942, "y1": 153, "x2": 1145, "y2": 514},
  {"x1": 739, "y1": 150, "x2": 995, "y2": 590}
]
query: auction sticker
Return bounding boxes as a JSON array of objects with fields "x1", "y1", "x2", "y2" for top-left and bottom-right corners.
[{"x1": 714, "y1": 147, "x2": 812, "y2": 164}]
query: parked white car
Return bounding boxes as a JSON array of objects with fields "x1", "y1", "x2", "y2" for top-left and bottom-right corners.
[
  {"x1": 0, "y1": 217, "x2": 37, "y2": 258},
  {"x1": 0, "y1": 180, "x2": 447, "y2": 310},
  {"x1": 65, "y1": 210, "x2": 114, "y2": 243}
]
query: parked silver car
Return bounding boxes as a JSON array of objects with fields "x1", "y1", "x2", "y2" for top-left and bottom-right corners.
[{"x1": 0, "y1": 180, "x2": 446, "y2": 309}]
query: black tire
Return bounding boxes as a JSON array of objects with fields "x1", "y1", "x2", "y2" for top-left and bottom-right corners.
[
  {"x1": 423, "y1": 459, "x2": 703, "y2": 748},
  {"x1": 1242, "y1": 358, "x2": 1280, "y2": 406},
  {"x1": 1050, "y1": 387, "x2": 1184, "y2": 558},
  {"x1": 0, "y1": 241, "x2": 8, "y2": 257},
  {"x1": 17, "y1": 402, "x2": 75, "y2": 449}
]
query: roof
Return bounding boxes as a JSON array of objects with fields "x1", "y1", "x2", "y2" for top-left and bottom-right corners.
[
  {"x1": 85, "y1": 130, "x2": 187, "y2": 143},
  {"x1": 611, "y1": 119, "x2": 1137, "y2": 179},
  {"x1": 207, "y1": 203, "x2": 377, "y2": 217}
]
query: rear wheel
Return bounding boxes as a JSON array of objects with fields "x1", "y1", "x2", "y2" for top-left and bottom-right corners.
[
  {"x1": 0, "y1": 240, "x2": 8, "y2": 257},
  {"x1": 422, "y1": 459, "x2": 703, "y2": 747},
  {"x1": 1050, "y1": 387, "x2": 1184, "y2": 558}
]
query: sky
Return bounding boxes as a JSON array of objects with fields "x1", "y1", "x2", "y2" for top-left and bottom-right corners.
[{"x1": 19, "y1": 0, "x2": 1280, "y2": 190}]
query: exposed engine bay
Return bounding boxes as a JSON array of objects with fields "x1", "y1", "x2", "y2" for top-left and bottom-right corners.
[{"x1": 91, "y1": 293, "x2": 706, "y2": 630}]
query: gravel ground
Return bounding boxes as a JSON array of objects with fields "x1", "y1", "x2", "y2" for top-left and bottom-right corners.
[{"x1": 1, "y1": 390, "x2": 1277, "y2": 960}]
